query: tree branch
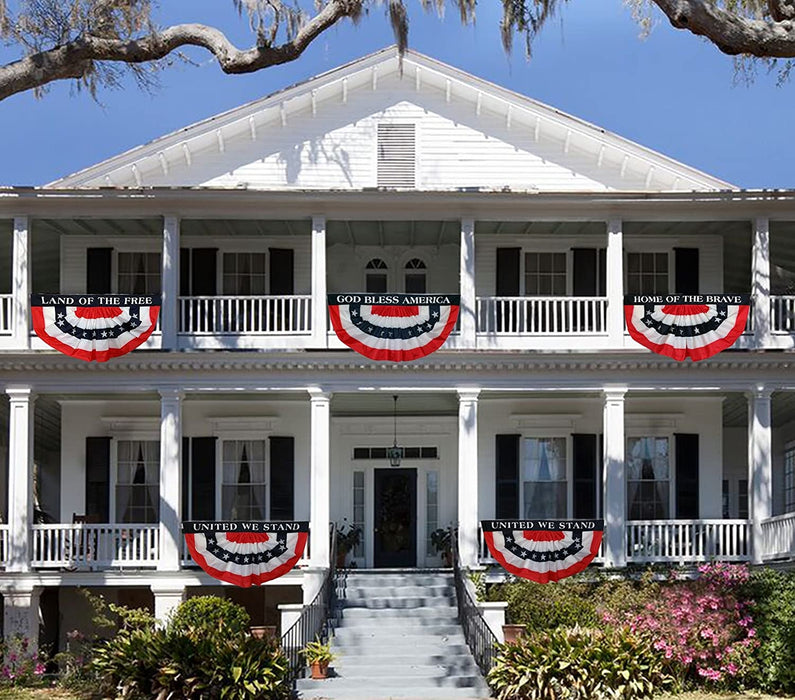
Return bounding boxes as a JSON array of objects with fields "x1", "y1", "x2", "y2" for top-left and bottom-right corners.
[
  {"x1": 653, "y1": 0, "x2": 795, "y2": 57},
  {"x1": 0, "y1": 0, "x2": 363, "y2": 101}
]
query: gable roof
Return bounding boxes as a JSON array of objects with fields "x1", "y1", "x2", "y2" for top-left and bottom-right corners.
[{"x1": 47, "y1": 47, "x2": 735, "y2": 192}]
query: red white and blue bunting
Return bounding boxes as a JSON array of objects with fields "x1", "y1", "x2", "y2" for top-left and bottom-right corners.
[
  {"x1": 328, "y1": 294, "x2": 460, "y2": 362},
  {"x1": 31, "y1": 294, "x2": 160, "y2": 362},
  {"x1": 624, "y1": 294, "x2": 751, "y2": 362},
  {"x1": 183, "y1": 521, "x2": 308, "y2": 587},
  {"x1": 481, "y1": 520, "x2": 603, "y2": 584}
]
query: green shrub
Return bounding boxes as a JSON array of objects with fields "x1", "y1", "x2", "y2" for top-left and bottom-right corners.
[
  {"x1": 488, "y1": 626, "x2": 673, "y2": 700},
  {"x1": 169, "y1": 595, "x2": 251, "y2": 636},
  {"x1": 743, "y1": 567, "x2": 795, "y2": 693},
  {"x1": 488, "y1": 579, "x2": 599, "y2": 630}
]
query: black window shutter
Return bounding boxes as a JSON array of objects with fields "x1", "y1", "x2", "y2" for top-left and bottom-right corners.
[
  {"x1": 181, "y1": 437, "x2": 190, "y2": 519},
  {"x1": 597, "y1": 433, "x2": 604, "y2": 518},
  {"x1": 191, "y1": 249, "x2": 217, "y2": 296},
  {"x1": 675, "y1": 433, "x2": 699, "y2": 519},
  {"x1": 191, "y1": 437, "x2": 216, "y2": 521},
  {"x1": 572, "y1": 249, "x2": 597, "y2": 296},
  {"x1": 179, "y1": 248, "x2": 191, "y2": 296},
  {"x1": 495, "y1": 434, "x2": 520, "y2": 518},
  {"x1": 269, "y1": 249, "x2": 295, "y2": 295},
  {"x1": 572, "y1": 434, "x2": 598, "y2": 519},
  {"x1": 496, "y1": 248, "x2": 520, "y2": 296},
  {"x1": 86, "y1": 248, "x2": 112, "y2": 293},
  {"x1": 674, "y1": 248, "x2": 699, "y2": 294},
  {"x1": 598, "y1": 248, "x2": 606, "y2": 297},
  {"x1": 85, "y1": 437, "x2": 110, "y2": 521},
  {"x1": 270, "y1": 437, "x2": 295, "y2": 521}
]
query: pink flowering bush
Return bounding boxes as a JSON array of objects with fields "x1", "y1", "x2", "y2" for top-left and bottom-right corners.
[
  {"x1": 604, "y1": 563, "x2": 757, "y2": 689},
  {"x1": 0, "y1": 635, "x2": 47, "y2": 686}
]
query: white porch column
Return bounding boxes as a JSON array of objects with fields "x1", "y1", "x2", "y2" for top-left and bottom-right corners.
[
  {"x1": 752, "y1": 217, "x2": 771, "y2": 348},
  {"x1": 309, "y1": 388, "x2": 331, "y2": 568},
  {"x1": 161, "y1": 216, "x2": 180, "y2": 350},
  {"x1": 606, "y1": 219, "x2": 624, "y2": 347},
  {"x1": 459, "y1": 218, "x2": 477, "y2": 349},
  {"x1": 151, "y1": 583, "x2": 186, "y2": 623},
  {"x1": 12, "y1": 217, "x2": 31, "y2": 349},
  {"x1": 602, "y1": 388, "x2": 626, "y2": 568},
  {"x1": 158, "y1": 389, "x2": 183, "y2": 571},
  {"x1": 7, "y1": 388, "x2": 34, "y2": 573},
  {"x1": 748, "y1": 387, "x2": 772, "y2": 564},
  {"x1": 311, "y1": 215, "x2": 328, "y2": 349},
  {"x1": 2, "y1": 585, "x2": 41, "y2": 649},
  {"x1": 457, "y1": 389, "x2": 480, "y2": 568}
]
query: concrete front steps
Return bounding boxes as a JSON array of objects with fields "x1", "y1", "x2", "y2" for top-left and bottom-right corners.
[{"x1": 296, "y1": 570, "x2": 491, "y2": 700}]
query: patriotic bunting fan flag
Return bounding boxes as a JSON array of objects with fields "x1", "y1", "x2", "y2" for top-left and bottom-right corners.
[
  {"x1": 31, "y1": 294, "x2": 160, "y2": 362},
  {"x1": 328, "y1": 294, "x2": 460, "y2": 362},
  {"x1": 624, "y1": 294, "x2": 750, "y2": 362},
  {"x1": 183, "y1": 521, "x2": 308, "y2": 587},
  {"x1": 481, "y1": 520, "x2": 603, "y2": 584}
]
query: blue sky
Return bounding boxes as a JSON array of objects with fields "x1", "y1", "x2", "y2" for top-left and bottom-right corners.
[{"x1": 0, "y1": 0, "x2": 790, "y2": 188}]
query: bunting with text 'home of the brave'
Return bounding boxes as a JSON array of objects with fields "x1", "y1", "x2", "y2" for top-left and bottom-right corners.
[
  {"x1": 31, "y1": 294, "x2": 161, "y2": 362},
  {"x1": 328, "y1": 293, "x2": 460, "y2": 362},
  {"x1": 624, "y1": 294, "x2": 751, "y2": 362},
  {"x1": 481, "y1": 520, "x2": 604, "y2": 584},
  {"x1": 183, "y1": 521, "x2": 309, "y2": 587}
]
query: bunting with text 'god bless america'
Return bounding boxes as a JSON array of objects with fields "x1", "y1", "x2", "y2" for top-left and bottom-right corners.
[
  {"x1": 31, "y1": 294, "x2": 161, "y2": 362},
  {"x1": 481, "y1": 520, "x2": 603, "y2": 583},
  {"x1": 183, "y1": 521, "x2": 308, "y2": 587},
  {"x1": 624, "y1": 294, "x2": 751, "y2": 362},
  {"x1": 328, "y1": 294, "x2": 460, "y2": 362}
]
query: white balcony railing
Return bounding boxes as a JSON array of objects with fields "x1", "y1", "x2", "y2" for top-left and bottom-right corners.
[
  {"x1": 760, "y1": 513, "x2": 795, "y2": 560},
  {"x1": 771, "y1": 295, "x2": 795, "y2": 333},
  {"x1": 626, "y1": 519, "x2": 750, "y2": 564},
  {"x1": 179, "y1": 295, "x2": 312, "y2": 335},
  {"x1": 31, "y1": 524, "x2": 160, "y2": 569},
  {"x1": 476, "y1": 296, "x2": 608, "y2": 335}
]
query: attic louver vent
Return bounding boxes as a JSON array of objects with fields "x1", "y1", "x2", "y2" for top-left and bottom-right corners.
[{"x1": 377, "y1": 123, "x2": 416, "y2": 188}]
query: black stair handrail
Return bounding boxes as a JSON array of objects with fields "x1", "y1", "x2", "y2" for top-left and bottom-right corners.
[
  {"x1": 451, "y1": 534, "x2": 499, "y2": 678},
  {"x1": 280, "y1": 523, "x2": 338, "y2": 682}
]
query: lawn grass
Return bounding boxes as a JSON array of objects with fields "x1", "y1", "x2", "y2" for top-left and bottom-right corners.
[
  {"x1": 659, "y1": 694, "x2": 791, "y2": 700},
  {"x1": 0, "y1": 688, "x2": 84, "y2": 699}
]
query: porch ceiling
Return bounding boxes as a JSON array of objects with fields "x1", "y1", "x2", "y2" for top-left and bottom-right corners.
[
  {"x1": 33, "y1": 218, "x2": 162, "y2": 237},
  {"x1": 331, "y1": 392, "x2": 458, "y2": 417},
  {"x1": 722, "y1": 391, "x2": 795, "y2": 428},
  {"x1": 474, "y1": 221, "x2": 605, "y2": 237},
  {"x1": 326, "y1": 220, "x2": 459, "y2": 248},
  {"x1": 181, "y1": 219, "x2": 311, "y2": 237}
]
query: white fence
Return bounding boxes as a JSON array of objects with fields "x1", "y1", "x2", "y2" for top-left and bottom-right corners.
[
  {"x1": 31, "y1": 524, "x2": 160, "y2": 569},
  {"x1": 179, "y1": 295, "x2": 312, "y2": 335},
  {"x1": 760, "y1": 513, "x2": 795, "y2": 560},
  {"x1": 626, "y1": 520, "x2": 750, "y2": 564},
  {"x1": 476, "y1": 297, "x2": 608, "y2": 335}
]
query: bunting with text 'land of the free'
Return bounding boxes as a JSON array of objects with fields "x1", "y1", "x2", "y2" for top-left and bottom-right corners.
[
  {"x1": 481, "y1": 520, "x2": 604, "y2": 584},
  {"x1": 328, "y1": 293, "x2": 460, "y2": 362},
  {"x1": 31, "y1": 294, "x2": 161, "y2": 362},
  {"x1": 624, "y1": 294, "x2": 751, "y2": 362},
  {"x1": 183, "y1": 521, "x2": 309, "y2": 587}
]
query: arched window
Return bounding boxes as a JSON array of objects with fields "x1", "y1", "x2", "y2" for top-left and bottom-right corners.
[
  {"x1": 404, "y1": 258, "x2": 426, "y2": 293},
  {"x1": 365, "y1": 258, "x2": 388, "y2": 293}
]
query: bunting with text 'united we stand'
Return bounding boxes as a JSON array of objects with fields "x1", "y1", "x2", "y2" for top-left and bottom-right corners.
[
  {"x1": 624, "y1": 294, "x2": 751, "y2": 362},
  {"x1": 31, "y1": 294, "x2": 161, "y2": 362},
  {"x1": 481, "y1": 520, "x2": 604, "y2": 583},
  {"x1": 328, "y1": 293, "x2": 460, "y2": 362},
  {"x1": 183, "y1": 521, "x2": 308, "y2": 587}
]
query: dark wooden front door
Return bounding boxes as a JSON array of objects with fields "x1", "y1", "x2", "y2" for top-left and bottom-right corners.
[{"x1": 374, "y1": 468, "x2": 417, "y2": 568}]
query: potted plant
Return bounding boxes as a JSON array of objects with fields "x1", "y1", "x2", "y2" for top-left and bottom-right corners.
[
  {"x1": 430, "y1": 525, "x2": 456, "y2": 566},
  {"x1": 335, "y1": 520, "x2": 362, "y2": 568},
  {"x1": 301, "y1": 638, "x2": 336, "y2": 679}
]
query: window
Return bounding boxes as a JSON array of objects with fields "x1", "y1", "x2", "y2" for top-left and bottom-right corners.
[
  {"x1": 353, "y1": 471, "x2": 365, "y2": 558},
  {"x1": 626, "y1": 252, "x2": 668, "y2": 295},
  {"x1": 353, "y1": 446, "x2": 437, "y2": 460},
  {"x1": 377, "y1": 123, "x2": 416, "y2": 188},
  {"x1": 365, "y1": 259, "x2": 388, "y2": 293},
  {"x1": 785, "y1": 445, "x2": 795, "y2": 513},
  {"x1": 116, "y1": 440, "x2": 159, "y2": 523},
  {"x1": 222, "y1": 440, "x2": 267, "y2": 520},
  {"x1": 405, "y1": 258, "x2": 427, "y2": 293},
  {"x1": 522, "y1": 438, "x2": 567, "y2": 518},
  {"x1": 738, "y1": 479, "x2": 749, "y2": 519},
  {"x1": 524, "y1": 253, "x2": 566, "y2": 296},
  {"x1": 117, "y1": 252, "x2": 161, "y2": 294},
  {"x1": 223, "y1": 252, "x2": 267, "y2": 295},
  {"x1": 426, "y1": 471, "x2": 439, "y2": 557},
  {"x1": 627, "y1": 437, "x2": 670, "y2": 519}
]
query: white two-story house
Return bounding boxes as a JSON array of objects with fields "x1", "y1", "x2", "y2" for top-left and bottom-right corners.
[{"x1": 0, "y1": 47, "x2": 794, "y2": 652}]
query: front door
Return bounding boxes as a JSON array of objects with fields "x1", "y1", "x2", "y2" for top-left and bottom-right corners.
[{"x1": 374, "y1": 468, "x2": 417, "y2": 568}]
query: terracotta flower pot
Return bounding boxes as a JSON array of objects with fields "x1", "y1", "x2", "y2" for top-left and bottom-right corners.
[
  {"x1": 310, "y1": 660, "x2": 330, "y2": 679},
  {"x1": 502, "y1": 624, "x2": 526, "y2": 644},
  {"x1": 249, "y1": 625, "x2": 277, "y2": 640}
]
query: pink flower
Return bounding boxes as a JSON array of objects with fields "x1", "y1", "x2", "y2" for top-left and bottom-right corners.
[{"x1": 34, "y1": 662, "x2": 45, "y2": 675}]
